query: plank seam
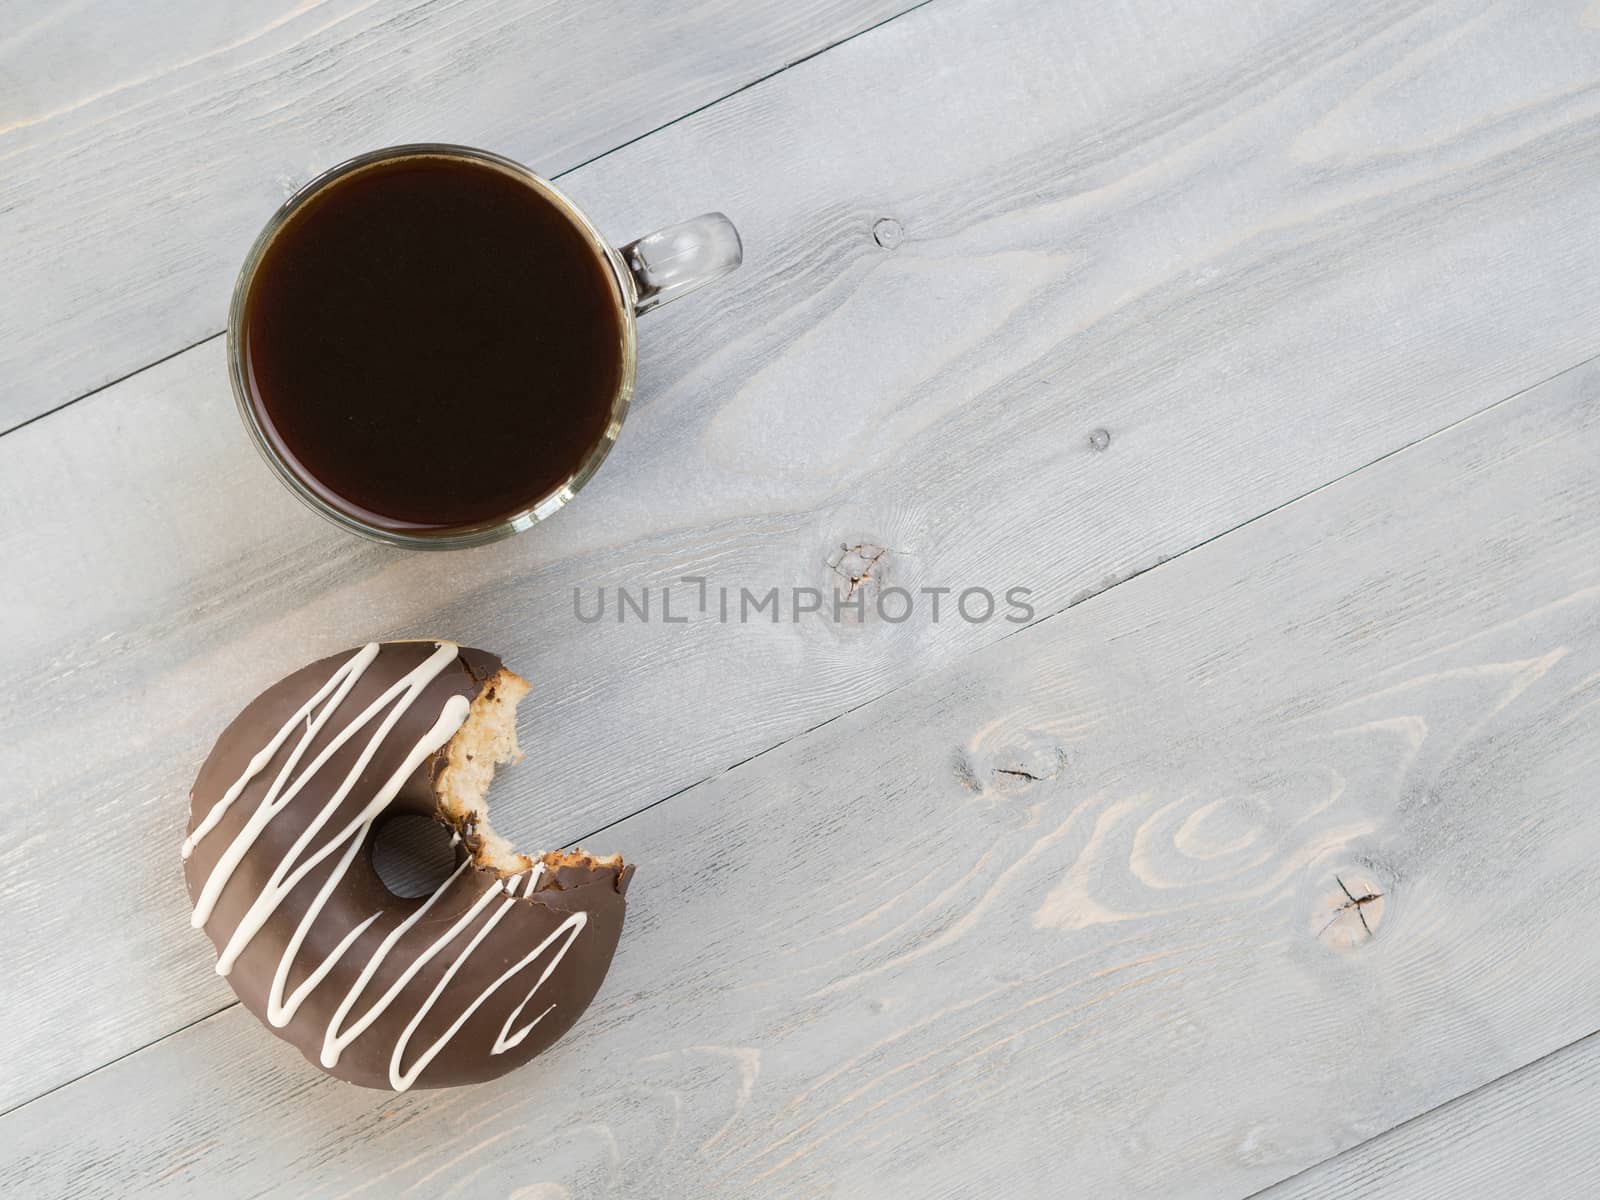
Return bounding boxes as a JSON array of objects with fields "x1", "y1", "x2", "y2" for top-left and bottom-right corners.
[
  {"x1": 0, "y1": 0, "x2": 938, "y2": 443},
  {"x1": 993, "y1": 348, "x2": 1600, "y2": 650},
  {"x1": 0, "y1": 1004, "x2": 228, "y2": 1121},
  {"x1": 0, "y1": 332, "x2": 219, "y2": 439},
  {"x1": 1240, "y1": 1027, "x2": 1600, "y2": 1199}
]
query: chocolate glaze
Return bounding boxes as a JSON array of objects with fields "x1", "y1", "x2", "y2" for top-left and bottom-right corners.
[{"x1": 183, "y1": 641, "x2": 630, "y2": 1090}]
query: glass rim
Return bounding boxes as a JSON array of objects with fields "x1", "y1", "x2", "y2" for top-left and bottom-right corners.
[{"x1": 226, "y1": 143, "x2": 638, "y2": 551}]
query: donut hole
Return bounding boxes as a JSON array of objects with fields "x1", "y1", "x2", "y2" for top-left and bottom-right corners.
[{"x1": 372, "y1": 815, "x2": 458, "y2": 899}]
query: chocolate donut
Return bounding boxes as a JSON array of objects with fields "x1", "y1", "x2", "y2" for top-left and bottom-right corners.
[{"x1": 182, "y1": 641, "x2": 631, "y2": 1091}]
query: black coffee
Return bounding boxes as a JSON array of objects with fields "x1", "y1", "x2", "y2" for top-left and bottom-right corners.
[{"x1": 241, "y1": 153, "x2": 625, "y2": 531}]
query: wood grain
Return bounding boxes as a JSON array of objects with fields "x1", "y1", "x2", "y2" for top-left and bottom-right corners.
[
  {"x1": 7, "y1": 0, "x2": 1600, "y2": 1114},
  {"x1": 0, "y1": 0, "x2": 917, "y2": 433},
  {"x1": 1262, "y1": 1034, "x2": 1600, "y2": 1199},
  {"x1": 5, "y1": 327, "x2": 1600, "y2": 1199}
]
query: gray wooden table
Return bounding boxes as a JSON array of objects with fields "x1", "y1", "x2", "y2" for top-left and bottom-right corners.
[{"x1": 4, "y1": 0, "x2": 1600, "y2": 1196}]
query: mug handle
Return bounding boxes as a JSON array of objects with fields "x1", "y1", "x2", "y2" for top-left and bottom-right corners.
[{"x1": 619, "y1": 213, "x2": 743, "y2": 315}]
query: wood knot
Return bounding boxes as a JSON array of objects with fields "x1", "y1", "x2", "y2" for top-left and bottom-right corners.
[
  {"x1": 872, "y1": 217, "x2": 905, "y2": 249},
  {"x1": 956, "y1": 729, "x2": 1067, "y2": 797},
  {"x1": 1315, "y1": 871, "x2": 1386, "y2": 947},
  {"x1": 827, "y1": 541, "x2": 889, "y2": 614},
  {"x1": 1088, "y1": 428, "x2": 1111, "y2": 452}
]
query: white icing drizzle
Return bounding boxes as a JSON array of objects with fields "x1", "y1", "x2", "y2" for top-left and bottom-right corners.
[
  {"x1": 184, "y1": 642, "x2": 588, "y2": 1092},
  {"x1": 387, "y1": 893, "x2": 584, "y2": 1090},
  {"x1": 182, "y1": 642, "x2": 381, "y2": 862}
]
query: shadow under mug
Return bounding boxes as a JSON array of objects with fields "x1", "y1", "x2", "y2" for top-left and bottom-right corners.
[{"x1": 227, "y1": 143, "x2": 742, "y2": 550}]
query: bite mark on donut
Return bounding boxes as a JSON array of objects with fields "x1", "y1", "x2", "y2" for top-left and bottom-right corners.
[{"x1": 433, "y1": 667, "x2": 628, "y2": 892}]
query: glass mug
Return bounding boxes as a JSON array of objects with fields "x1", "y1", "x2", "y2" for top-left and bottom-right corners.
[{"x1": 228, "y1": 143, "x2": 742, "y2": 549}]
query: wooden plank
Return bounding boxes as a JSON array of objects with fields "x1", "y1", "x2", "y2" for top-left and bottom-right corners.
[
  {"x1": 1262, "y1": 1034, "x2": 1600, "y2": 1199},
  {"x1": 7, "y1": 0, "x2": 1600, "y2": 1114},
  {"x1": 0, "y1": 0, "x2": 917, "y2": 433},
  {"x1": 5, "y1": 328, "x2": 1600, "y2": 1199}
]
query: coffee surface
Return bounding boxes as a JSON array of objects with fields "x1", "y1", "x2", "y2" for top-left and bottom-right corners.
[{"x1": 242, "y1": 154, "x2": 625, "y2": 530}]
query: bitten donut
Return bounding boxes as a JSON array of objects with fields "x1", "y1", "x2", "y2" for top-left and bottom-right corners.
[{"x1": 182, "y1": 640, "x2": 631, "y2": 1091}]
